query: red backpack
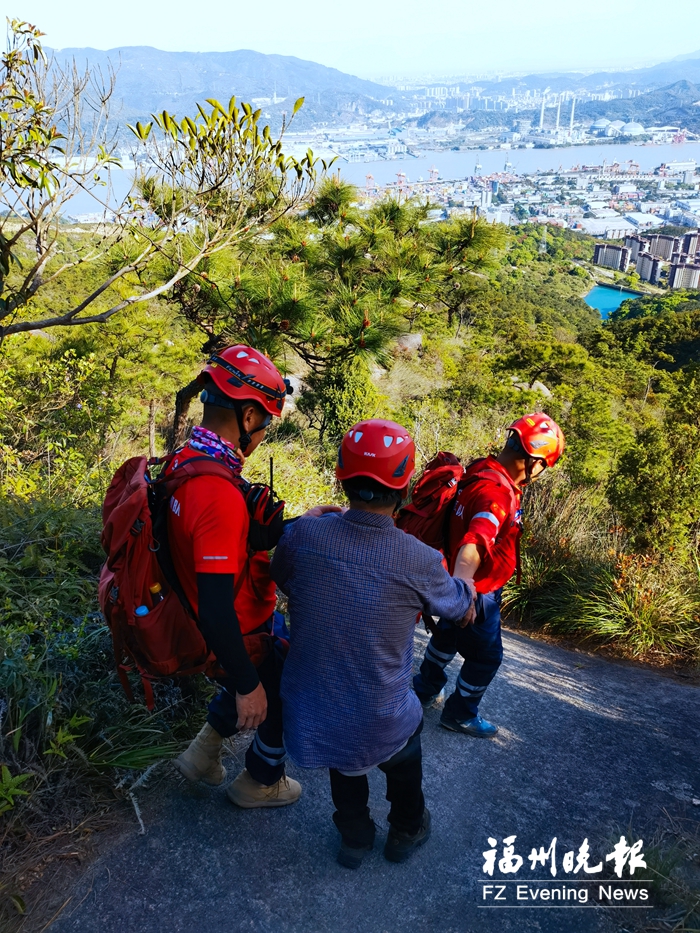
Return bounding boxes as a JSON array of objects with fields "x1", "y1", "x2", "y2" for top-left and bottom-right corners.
[
  {"x1": 98, "y1": 453, "x2": 283, "y2": 708},
  {"x1": 397, "y1": 453, "x2": 518, "y2": 562}
]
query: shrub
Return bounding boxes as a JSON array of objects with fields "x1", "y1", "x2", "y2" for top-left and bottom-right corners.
[
  {"x1": 505, "y1": 474, "x2": 700, "y2": 662},
  {"x1": 608, "y1": 422, "x2": 700, "y2": 553}
]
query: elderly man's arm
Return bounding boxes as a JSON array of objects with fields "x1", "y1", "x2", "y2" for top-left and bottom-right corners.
[
  {"x1": 422, "y1": 556, "x2": 475, "y2": 627},
  {"x1": 270, "y1": 521, "x2": 296, "y2": 595}
]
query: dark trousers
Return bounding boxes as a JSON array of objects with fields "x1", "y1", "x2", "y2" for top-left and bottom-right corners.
[
  {"x1": 414, "y1": 590, "x2": 503, "y2": 721},
  {"x1": 206, "y1": 650, "x2": 287, "y2": 787},
  {"x1": 329, "y1": 721, "x2": 424, "y2": 849}
]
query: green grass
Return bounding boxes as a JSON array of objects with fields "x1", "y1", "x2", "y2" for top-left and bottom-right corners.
[
  {"x1": 0, "y1": 495, "x2": 216, "y2": 930},
  {"x1": 504, "y1": 476, "x2": 700, "y2": 664}
]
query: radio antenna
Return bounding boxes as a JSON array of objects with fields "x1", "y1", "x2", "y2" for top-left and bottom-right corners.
[{"x1": 269, "y1": 456, "x2": 274, "y2": 500}]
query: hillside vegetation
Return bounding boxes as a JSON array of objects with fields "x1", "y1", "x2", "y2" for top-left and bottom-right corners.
[{"x1": 1, "y1": 177, "x2": 699, "y2": 924}]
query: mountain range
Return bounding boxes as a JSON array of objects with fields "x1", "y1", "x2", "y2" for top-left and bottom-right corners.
[
  {"x1": 49, "y1": 45, "x2": 700, "y2": 134},
  {"x1": 476, "y1": 50, "x2": 700, "y2": 95},
  {"x1": 49, "y1": 46, "x2": 393, "y2": 129},
  {"x1": 576, "y1": 80, "x2": 700, "y2": 131}
]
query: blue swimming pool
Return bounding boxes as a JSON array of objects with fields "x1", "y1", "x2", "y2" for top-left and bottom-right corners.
[{"x1": 584, "y1": 285, "x2": 644, "y2": 319}]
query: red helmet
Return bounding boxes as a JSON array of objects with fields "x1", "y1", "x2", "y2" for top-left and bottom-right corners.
[
  {"x1": 336, "y1": 419, "x2": 416, "y2": 490},
  {"x1": 199, "y1": 345, "x2": 291, "y2": 418},
  {"x1": 508, "y1": 412, "x2": 565, "y2": 468}
]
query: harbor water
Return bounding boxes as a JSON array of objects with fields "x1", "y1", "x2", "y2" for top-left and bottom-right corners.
[
  {"x1": 340, "y1": 141, "x2": 700, "y2": 186},
  {"x1": 63, "y1": 141, "x2": 700, "y2": 216}
]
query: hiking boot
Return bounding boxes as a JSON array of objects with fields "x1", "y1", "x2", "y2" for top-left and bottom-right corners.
[
  {"x1": 416, "y1": 688, "x2": 445, "y2": 710},
  {"x1": 384, "y1": 808, "x2": 432, "y2": 863},
  {"x1": 440, "y1": 712, "x2": 498, "y2": 738},
  {"x1": 226, "y1": 769, "x2": 302, "y2": 809},
  {"x1": 337, "y1": 839, "x2": 374, "y2": 870},
  {"x1": 173, "y1": 723, "x2": 226, "y2": 786}
]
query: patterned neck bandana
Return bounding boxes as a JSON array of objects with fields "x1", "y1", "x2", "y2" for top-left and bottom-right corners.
[{"x1": 186, "y1": 425, "x2": 244, "y2": 475}]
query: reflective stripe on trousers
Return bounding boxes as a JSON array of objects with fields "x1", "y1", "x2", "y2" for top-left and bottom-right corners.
[{"x1": 414, "y1": 589, "x2": 503, "y2": 720}]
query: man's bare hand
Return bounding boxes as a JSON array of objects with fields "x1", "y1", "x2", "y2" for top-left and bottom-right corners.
[
  {"x1": 236, "y1": 682, "x2": 267, "y2": 730},
  {"x1": 456, "y1": 579, "x2": 478, "y2": 627},
  {"x1": 463, "y1": 577, "x2": 478, "y2": 602},
  {"x1": 458, "y1": 602, "x2": 477, "y2": 628},
  {"x1": 301, "y1": 504, "x2": 345, "y2": 519}
]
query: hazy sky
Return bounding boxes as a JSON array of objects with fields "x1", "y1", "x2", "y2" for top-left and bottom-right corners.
[{"x1": 10, "y1": 0, "x2": 700, "y2": 78}]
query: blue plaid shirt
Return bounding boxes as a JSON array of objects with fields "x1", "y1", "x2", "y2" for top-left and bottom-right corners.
[{"x1": 271, "y1": 509, "x2": 472, "y2": 771}]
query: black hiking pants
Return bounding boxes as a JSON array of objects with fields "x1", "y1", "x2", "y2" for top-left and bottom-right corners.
[
  {"x1": 329, "y1": 721, "x2": 424, "y2": 849},
  {"x1": 207, "y1": 649, "x2": 287, "y2": 786}
]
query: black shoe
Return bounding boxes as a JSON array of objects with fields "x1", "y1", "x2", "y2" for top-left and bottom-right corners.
[
  {"x1": 384, "y1": 808, "x2": 432, "y2": 863},
  {"x1": 337, "y1": 839, "x2": 373, "y2": 869}
]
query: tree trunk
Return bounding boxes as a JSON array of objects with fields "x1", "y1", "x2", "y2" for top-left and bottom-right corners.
[
  {"x1": 148, "y1": 399, "x2": 157, "y2": 459},
  {"x1": 169, "y1": 379, "x2": 200, "y2": 452}
]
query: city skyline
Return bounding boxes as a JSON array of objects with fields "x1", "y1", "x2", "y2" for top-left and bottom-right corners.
[{"x1": 12, "y1": 0, "x2": 700, "y2": 81}]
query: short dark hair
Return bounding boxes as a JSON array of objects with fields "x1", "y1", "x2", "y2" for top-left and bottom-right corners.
[{"x1": 341, "y1": 476, "x2": 404, "y2": 509}]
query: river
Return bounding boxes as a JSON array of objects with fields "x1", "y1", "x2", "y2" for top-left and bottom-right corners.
[
  {"x1": 63, "y1": 140, "x2": 700, "y2": 217},
  {"x1": 340, "y1": 140, "x2": 700, "y2": 186}
]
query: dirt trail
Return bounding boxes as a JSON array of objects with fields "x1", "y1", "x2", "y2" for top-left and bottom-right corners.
[{"x1": 50, "y1": 630, "x2": 700, "y2": 933}]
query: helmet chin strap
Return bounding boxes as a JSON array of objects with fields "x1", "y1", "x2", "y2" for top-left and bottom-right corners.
[
  {"x1": 234, "y1": 402, "x2": 272, "y2": 454},
  {"x1": 199, "y1": 389, "x2": 271, "y2": 454},
  {"x1": 521, "y1": 456, "x2": 546, "y2": 487}
]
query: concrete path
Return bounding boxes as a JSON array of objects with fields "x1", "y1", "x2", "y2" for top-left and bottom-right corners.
[{"x1": 51, "y1": 630, "x2": 700, "y2": 933}]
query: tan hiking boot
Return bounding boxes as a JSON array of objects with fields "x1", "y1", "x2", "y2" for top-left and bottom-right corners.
[
  {"x1": 173, "y1": 723, "x2": 226, "y2": 786},
  {"x1": 226, "y1": 769, "x2": 302, "y2": 808}
]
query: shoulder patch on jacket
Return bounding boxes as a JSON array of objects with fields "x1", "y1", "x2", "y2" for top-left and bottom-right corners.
[{"x1": 491, "y1": 501, "x2": 507, "y2": 521}]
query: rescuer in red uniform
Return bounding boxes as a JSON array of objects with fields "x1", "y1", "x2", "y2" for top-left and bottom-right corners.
[
  {"x1": 413, "y1": 413, "x2": 565, "y2": 737},
  {"x1": 170, "y1": 345, "x2": 328, "y2": 807}
]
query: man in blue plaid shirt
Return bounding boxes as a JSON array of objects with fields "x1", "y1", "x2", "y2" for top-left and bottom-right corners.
[{"x1": 271, "y1": 419, "x2": 475, "y2": 869}]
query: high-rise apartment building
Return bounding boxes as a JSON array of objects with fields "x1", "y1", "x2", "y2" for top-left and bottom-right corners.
[
  {"x1": 594, "y1": 243, "x2": 630, "y2": 271},
  {"x1": 645, "y1": 235, "x2": 679, "y2": 261},
  {"x1": 668, "y1": 262, "x2": 700, "y2": 290},
  {"x1": 636, "y1": 252, "x2": 662, "y2": 285},
  {"x1": 623, "y1": 234, "x2": 646, "y2": 263},
  {"x1": 680, "y1": 230, "x2": 699, "y2": 258}
]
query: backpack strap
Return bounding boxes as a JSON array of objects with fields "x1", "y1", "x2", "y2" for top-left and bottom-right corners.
[
  {"x1": 149, "y1": 454, "x2": 248, "y2": 618},
  {"x1": 160, "y1": 454, "x2": 244, "y2": 495}
]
